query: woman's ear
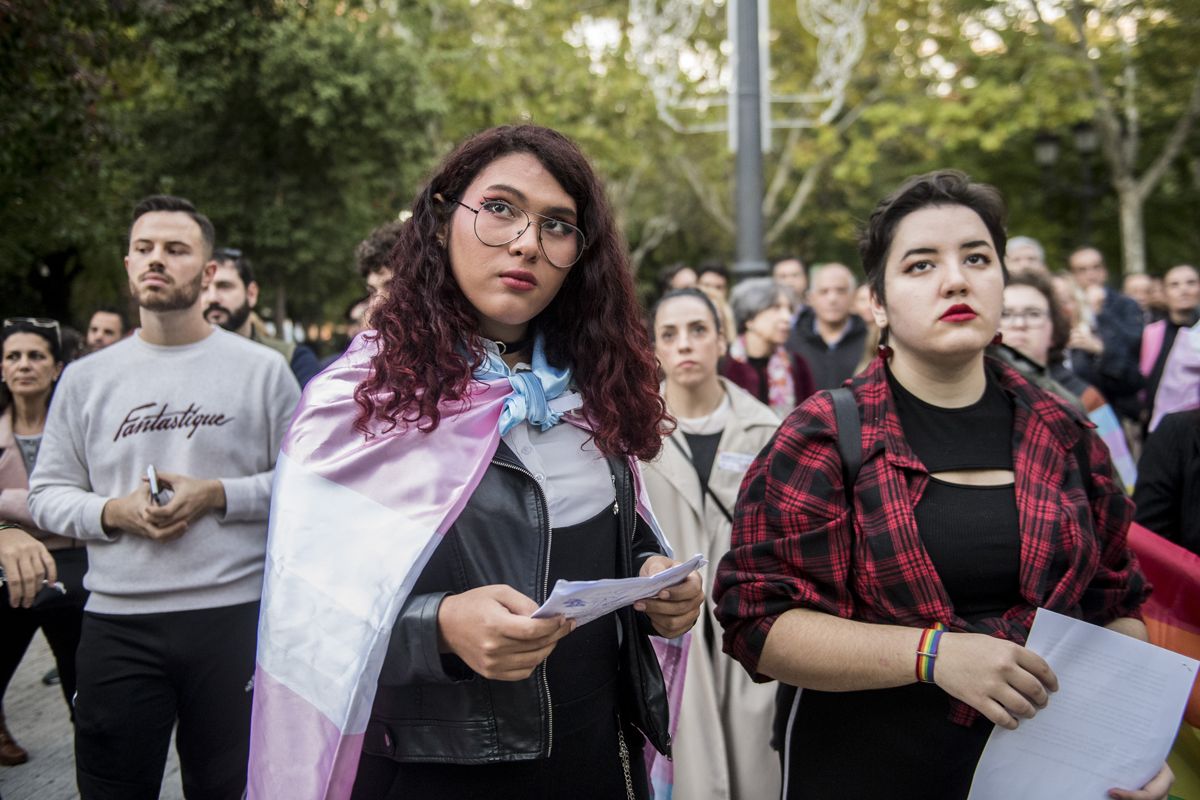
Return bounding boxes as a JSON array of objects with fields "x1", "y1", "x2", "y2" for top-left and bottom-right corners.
[{"x1": 869, "y1": 289, "x2": 888, "y2": 330}]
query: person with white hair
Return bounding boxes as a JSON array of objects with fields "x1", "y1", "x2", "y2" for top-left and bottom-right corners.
[
  {"x1": 1005, "y1": 235, "x2": 1048, "y2": 276},
  {"x1": 722, "y1": 278, "x2": 815, "y2": 417}
]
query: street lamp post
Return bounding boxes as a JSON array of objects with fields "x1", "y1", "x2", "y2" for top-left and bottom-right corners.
[
  {"x1": 1072, "y1": 121, "x2": 1100, "y2": 245},
  {"x1": 733, "y1": 0, "x2": 768, "y2": 278},
  {"x1": 1032, "y1": 121, "x2": 1101, "y2": 253},
  {"x1": 1033, "y1": 131, "x2": 1061, "y2": 223}
]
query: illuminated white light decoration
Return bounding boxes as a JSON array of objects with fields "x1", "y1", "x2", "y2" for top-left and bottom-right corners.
[{"x1": 628, "y1": 0, "x2": 868, "y2": 144}]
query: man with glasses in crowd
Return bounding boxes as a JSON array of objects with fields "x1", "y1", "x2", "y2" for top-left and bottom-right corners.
[
  {"x1": 28, "y1": 195, "x2": 299, "y2": 800},
  {"x1": 202, "y1": 247, "x2": 319, "y2": 388}
]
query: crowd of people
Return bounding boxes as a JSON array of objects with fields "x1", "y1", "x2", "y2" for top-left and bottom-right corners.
[{"x1": 0, "y1": 123, "x2": 1196, "y2": 800}]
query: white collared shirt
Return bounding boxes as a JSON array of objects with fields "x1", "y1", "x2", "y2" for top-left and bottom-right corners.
[{"x1": 498, "y1": 351, "x2": 615, "y2": 528}]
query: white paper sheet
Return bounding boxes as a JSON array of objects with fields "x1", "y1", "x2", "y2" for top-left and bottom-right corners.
[
  {"x1": 968, "y1": 608, "x2": 1197, "y2": 800},
  {"x1": 531, "y1": 553, "x2": 706, "y2": 627}
]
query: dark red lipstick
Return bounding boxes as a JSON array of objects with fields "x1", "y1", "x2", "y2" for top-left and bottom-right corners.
[{"x1": 939, "y1": 303, "x2": 977, "y2": 322}]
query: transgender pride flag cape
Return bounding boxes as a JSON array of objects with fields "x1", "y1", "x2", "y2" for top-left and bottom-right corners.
[{"x1": 247, "y1": 333, "x2": 688, "y2": 799}]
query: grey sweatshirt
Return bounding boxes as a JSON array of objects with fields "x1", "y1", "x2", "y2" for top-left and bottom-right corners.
[{"x1": 29, "y1": 327, "x2": 300, "y2": 614}]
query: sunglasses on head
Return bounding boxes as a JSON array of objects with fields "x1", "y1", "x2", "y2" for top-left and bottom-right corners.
[{"x1": 3, "y1": 317, "x2": 62, "y2": 348}]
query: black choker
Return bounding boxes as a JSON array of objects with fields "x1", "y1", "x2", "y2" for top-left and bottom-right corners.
[{"x1": 492, "y1": 336, "x2": 532, "y2": 355}]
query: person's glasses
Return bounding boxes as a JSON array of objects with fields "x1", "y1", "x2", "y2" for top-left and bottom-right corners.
[
  {"x1": 455, "y1": 198, "x2": 586, "y2": 269},
  {"x1": 213, "y1": 247, "x2": 243, "y2": 263},
  {"x1": 3, "y1": 317, "x2": 62, "y2": 347},
  {"x1": 1000, "y1": 308, "x2": 1049, "y2": 327}
]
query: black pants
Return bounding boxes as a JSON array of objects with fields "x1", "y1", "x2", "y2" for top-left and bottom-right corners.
[
  {"x1": 0, "y1": 546, "x2": 87, "y2": 719},
  {"x1": 353, "y1": 675, "x2": 649, "y2": 800},
  {"x1": 73, "y1": 601, "x2": 259, "y2": 800}
]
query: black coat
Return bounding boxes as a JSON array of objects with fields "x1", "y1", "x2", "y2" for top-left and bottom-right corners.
[
  {"x1": 361, "y1": 441, "x2": 672, "y2": 765},
  {"x1": 1133, "y1": 409, "x2": 1200, "y2": 555},
  {"x1": 786, "y1": 308, "x2": 868, "y2": 391}
]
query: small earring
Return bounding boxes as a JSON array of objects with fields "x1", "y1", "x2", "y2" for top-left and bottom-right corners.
[
  {"x1": 877, "y1": 343, "x2": 893, "y2": 359},
  {"x1": 991, "y1": 331, "x2": 1003, "y2": 346}
]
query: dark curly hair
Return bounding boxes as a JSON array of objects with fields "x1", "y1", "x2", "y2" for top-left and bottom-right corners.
[
  {"x1": 355, "y1": 125, "x2": 668, "y2": 460},
  {"x1": 355, "y1": 220, "x2": 407, "y2": 278}
]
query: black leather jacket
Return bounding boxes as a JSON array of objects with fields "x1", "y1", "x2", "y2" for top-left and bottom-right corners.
[{"x1": 361, "y1": 441, "x2": 673, "y2": 765}]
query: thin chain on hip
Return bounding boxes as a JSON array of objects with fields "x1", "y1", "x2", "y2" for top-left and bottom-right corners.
[{"x1": 617, "y1": 726, "x2": 636, "y2": 800}]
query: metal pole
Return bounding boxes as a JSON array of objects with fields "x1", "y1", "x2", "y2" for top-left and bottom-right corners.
[
  {"x1": 733, "y1": 0, "x2": 767, "y2": 278},
  {"x1": 1078, "y1": 155, "x2": 1094, "y2": 245}
]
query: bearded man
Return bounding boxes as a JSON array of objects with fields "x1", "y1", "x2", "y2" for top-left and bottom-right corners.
[
  {"x1": 28, "y1": 194, "x2": 299, "y2": 799},
  {"x1": 202, "y1": 248, "x2": 317, "y2": 387}
]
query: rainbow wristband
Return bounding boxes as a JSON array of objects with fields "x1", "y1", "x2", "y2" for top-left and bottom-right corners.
[{"x1": 915, "y1": 622, "x2": 949, "y2": 684}]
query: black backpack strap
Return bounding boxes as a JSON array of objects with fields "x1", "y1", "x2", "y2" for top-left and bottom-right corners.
[
  {"x1": 828, "y1": 387, "x2": 863, "y2": 497},
  {"x1": 773, "y1": 387, "x2": 863, "y2": 753}
]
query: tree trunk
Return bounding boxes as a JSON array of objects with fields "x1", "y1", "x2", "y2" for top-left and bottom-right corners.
[
  {"x1": 274, "y1": 284, "x2": 288, "y2": 340},
  {"x1": 1116, "y1": 180, "x2": 1146, "y2": 275}
]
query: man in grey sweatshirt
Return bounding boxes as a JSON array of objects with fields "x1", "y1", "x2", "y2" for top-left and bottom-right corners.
[{"x1": 29, "y1": 195, "x2": 300, "y2": 800}]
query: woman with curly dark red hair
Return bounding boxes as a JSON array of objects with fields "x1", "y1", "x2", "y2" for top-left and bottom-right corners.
[{"x1": 247, "y1": 125, "x2": 702, "y2": 800}]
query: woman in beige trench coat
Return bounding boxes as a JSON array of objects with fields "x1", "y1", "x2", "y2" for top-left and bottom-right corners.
[{"x1": 643, "y1": 288, "x2": 781, "y2": 799}]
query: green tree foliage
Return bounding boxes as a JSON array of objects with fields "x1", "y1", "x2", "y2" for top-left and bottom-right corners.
[
  {"x1": 116, "y1": 0, "x2": 441, "y2": 325},
  {"x1": 3, "y1": 0, "x2": 1196, "y2": 329},
  {"x1": 0, "y1": 1, "x2": 134, "y2": 322}
]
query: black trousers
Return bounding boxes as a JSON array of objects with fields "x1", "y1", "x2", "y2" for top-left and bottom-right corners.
[
  {"x1": 353, "y1": 679, "x2": 649, "y2": 800},
  {"x1": 0, "y1": 546, "x2": 87, "y2": 719},
  {"x1": 73, "y1": 601, "x2": 259, "y2": 800}
]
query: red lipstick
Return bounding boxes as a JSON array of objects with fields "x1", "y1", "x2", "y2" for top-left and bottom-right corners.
[
  {"x1": 939, "y1": 303, "x2": 977, "y2": 322},
  {"x1": 499, "y1": 269, "x2": 538, "y2": 291}
]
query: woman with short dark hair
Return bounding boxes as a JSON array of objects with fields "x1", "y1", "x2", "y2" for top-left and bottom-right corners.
[{"x1": 715, "y1": 170, "x2": 1169, "y2": 800}]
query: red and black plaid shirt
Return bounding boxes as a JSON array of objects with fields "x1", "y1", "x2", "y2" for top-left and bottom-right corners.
[{"x1": 714, "y1": 355, "x2": 1149, "y2": 724}]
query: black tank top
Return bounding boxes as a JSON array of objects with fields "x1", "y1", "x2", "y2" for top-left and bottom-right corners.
[
  {"x1": 888, "y1": 368, "x2": 1022, "y2": 623},
  {"x1": 543, "y1": 505, "x2": 620, "y2": 706}
]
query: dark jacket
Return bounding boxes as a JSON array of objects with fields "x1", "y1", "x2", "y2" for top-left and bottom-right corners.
[
  {"x1": 1069, "y1": 288, "x2": 1144, "y2": 420},
  {"x1": 786, "y1": 308, "x2": 869, "y2": 390},
  {"x1": 361, "y1": 441, "x2": 672, "y2": 765},
  {"x1": 721, "y1": 351, "x2": 816, "y2": 415},
  {"x1": 1134, "y1": 409, "x2": 1200, "y2": 555}
]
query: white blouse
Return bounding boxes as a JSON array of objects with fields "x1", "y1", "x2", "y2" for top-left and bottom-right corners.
[{"x1": 499, "y1": 354, "x2": 616, "y2": 528}]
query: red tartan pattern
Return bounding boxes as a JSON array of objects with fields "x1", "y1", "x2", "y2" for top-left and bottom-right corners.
[{"x1": 713, "y1": 355, "x2": 1149, "y2": 725}]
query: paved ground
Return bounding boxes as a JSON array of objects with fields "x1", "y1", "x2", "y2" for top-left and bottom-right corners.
[{"x1": 0, "y1": 634, "x2": 182, "y2": 800}]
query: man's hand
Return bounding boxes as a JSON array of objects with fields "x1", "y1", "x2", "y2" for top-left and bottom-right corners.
[
  {"x1": 1067, "y1": 324, "x2": 1104, "y2": 356},
  {"x1": 100, "y1": 472, "x2": 224, "y2": 541},
  {"x1": 0, "y1": 526, "x2": 56, "y2": 608},
  {"x1": 437, "y1": 584, "x2": 574, "y2": 681},
  {"x1": 101, "y1": 485, "x2": 186, "y2": 541},
  {"x1": 142, "y1": 472, "x2": 225, "y2": 530},
  {"x1": 634, "y1": 555, "x2": 704, "y2": 639}
]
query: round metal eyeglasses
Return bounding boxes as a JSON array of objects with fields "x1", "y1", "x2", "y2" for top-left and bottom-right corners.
[
  {"x1": 999, "y1": 308, "x2": 1050, "y2": 327},
  {"x1": 455, "y1": 198, "x2": 586, "y2": 269}
]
